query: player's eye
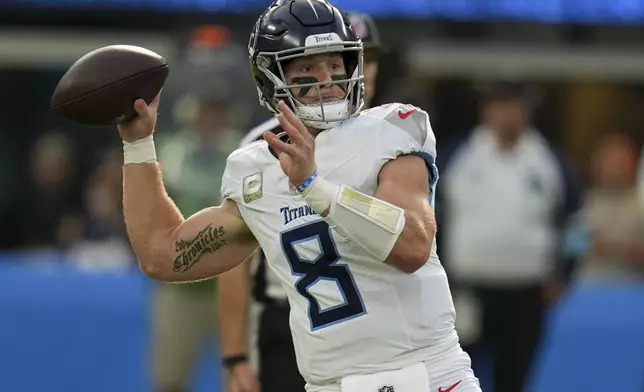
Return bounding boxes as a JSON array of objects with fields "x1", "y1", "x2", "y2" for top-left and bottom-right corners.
[{"x1": 330, "y1": 63, "x2": 342, "y2": 72}]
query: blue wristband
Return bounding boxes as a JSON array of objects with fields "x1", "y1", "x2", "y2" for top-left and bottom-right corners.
[{"x1": 292, "y1": 171, "x2": 318, "y2": 194}]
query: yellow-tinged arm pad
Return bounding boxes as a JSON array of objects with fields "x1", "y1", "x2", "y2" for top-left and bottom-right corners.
[{"x1": 301, "y1": 176, "x2": 406, "y2": 261}]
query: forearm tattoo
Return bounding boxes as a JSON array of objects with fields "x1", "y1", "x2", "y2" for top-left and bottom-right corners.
[{"x1": 173, "y1": 224, "x2": 227, "y2": 273}]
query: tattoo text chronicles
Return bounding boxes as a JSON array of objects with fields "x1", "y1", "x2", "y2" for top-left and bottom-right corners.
[{"x1": 173, "y1": 224, "x2": 226, "y2": 273}]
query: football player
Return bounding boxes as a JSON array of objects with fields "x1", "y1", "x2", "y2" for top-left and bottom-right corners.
[
  {"x1": 117, "y1": 1, "x2": 480, "y2": 392},
  {"x1": 217, "y1": 10, "x2": 382, "y2": 392}
]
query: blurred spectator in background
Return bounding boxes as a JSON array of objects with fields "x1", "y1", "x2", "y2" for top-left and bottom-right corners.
[
  {"x1": 349, "y1": 11, "x2": 380, "y2": 109},
  {"x1": 12, "y1": 131, "x2": 83, "y2": 255},
  {"x1": 150, "y1": 29, "x2": 245, "y2": 392},
  {"x1": 437, "y1": 81, "x2": 581, "y2": 392},
  {"x1": 567, "y1": 134, "x2": 644, "y2": 280},
  {"x1": 151, "y1": 91, "x2": 240, "y2": 392},
  {"x1": 160, "y1": 92, "x2": 241, "y2": 211},
  {"x1": 67, "y1": 147, "x2": 135, "y2": 271}
]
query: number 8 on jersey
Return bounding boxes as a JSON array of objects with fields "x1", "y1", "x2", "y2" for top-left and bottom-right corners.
[{"x1": 281, "y1": 220, "x2": 367, "y2": 330}]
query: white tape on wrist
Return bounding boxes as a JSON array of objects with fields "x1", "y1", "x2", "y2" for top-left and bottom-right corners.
[
  {"x1": 300, "y1": 174, "x2": 338, "y2": 215},
  {"x1": 301, "y1": 176, "x2": 406, "y2": 261},
  {"x1": 123, "y1": 135, "x2": 157, "y2": 165}
]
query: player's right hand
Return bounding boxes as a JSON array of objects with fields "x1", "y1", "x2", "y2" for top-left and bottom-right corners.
[
  {"x1": 266, "y1": 100, "x2": 317, "y2": 186},
  {"x1": 226, "y1": 362, "x2": 261, "y2": 392},
  {"x1": 117, "y1": 95, "x2": 160, "y2": 143}
]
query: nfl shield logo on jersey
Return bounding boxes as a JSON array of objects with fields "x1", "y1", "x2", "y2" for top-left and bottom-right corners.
[{"x1": 378, "y1": 386, "x2": 394, "y2": 392}]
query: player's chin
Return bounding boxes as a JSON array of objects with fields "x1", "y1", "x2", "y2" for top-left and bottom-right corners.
[{"x1": 306, "y1": 97, "x2": 345, "y2": 106}]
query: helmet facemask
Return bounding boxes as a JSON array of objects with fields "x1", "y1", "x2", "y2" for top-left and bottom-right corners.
[{"x1": 254, "y1": 36, "x2": 364, "y2": 130}]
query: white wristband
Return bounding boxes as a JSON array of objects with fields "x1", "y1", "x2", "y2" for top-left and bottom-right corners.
[
  {"x1": 123, "y1": 135, "x2": 157, "y2": 165},
  {"x1": 300, "y1": 175, "x2": 338, "y2": 214}
]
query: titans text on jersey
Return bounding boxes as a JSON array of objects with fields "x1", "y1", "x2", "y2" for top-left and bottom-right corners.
[{"x1": 281, "y1": 204, "x2": 318, "y2": 225}]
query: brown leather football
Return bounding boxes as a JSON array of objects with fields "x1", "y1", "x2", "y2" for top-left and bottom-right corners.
[{"x1": 51, "y1": 45, "x2": 169, "y2": 126}]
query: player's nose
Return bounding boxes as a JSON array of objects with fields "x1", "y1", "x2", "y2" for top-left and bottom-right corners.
[{"x1": 315, "y1": 65, "x2": 333, "y2": 87}]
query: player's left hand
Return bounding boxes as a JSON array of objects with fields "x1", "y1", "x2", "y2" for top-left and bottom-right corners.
[
  {"x1": 225, "y1": 362, "x2": 260, "y2": 392},
  {"x1": 264, "y1": 100, "x2": 317, "y2": 186}
]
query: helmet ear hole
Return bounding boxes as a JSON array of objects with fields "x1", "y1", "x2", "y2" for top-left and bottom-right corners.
[{"x1": 257, "y1": 56, "x2": 271, "y2": 68}]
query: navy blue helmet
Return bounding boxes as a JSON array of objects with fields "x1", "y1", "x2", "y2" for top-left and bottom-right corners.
[{"x1": 248, "y1": 0, "x2": 364, "y2": 129}]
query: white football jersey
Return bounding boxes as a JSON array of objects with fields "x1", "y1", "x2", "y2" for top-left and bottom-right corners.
[{"x1": 221, "y1": 103, "x2": 458, "y2": 384}]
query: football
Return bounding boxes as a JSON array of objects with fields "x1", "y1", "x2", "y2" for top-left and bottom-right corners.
[{"x1": 51, "y1": 45, "x2": 169, "y2": 126}]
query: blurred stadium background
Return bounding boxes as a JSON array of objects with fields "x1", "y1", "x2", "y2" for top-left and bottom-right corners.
[{"x1": 1, "y1": 1, "x2": 644, "y2": 391}]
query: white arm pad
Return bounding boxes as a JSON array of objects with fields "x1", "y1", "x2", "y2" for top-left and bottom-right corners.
[
  {"x1": 123, "y1": 135, "x2": 157, "y2": 165},
  {"x1": 301, "y1": 175, "x2": 406, "y2": 261}
]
